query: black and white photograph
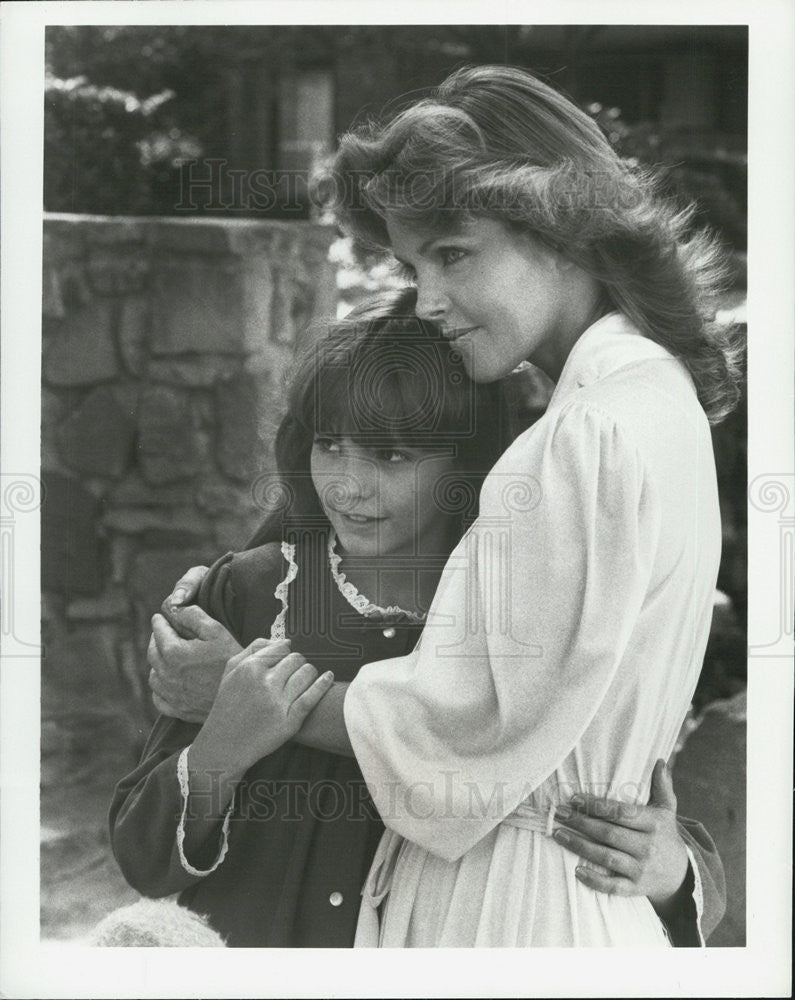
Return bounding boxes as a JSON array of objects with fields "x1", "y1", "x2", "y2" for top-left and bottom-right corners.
[{"x1": 0, "y1": 2, "x2": 791, "y2": 997}]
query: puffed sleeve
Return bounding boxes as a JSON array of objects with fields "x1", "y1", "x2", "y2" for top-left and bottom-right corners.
[{"x1": 344, "y1": 402, "x2": 660, "y2": 861}]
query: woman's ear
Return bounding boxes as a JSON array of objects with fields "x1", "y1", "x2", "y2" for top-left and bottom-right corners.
[
  {"x1": 548, "y1": 246, "x2": 579, "y2": 274},
  {"x1": 519, "y1": 231, "x2": 571, "y2": 274}
]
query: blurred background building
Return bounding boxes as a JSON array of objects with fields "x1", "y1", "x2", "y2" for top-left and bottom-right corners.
[{"x1": 41, "y1": 24, "x2": 747, "y2": 946}]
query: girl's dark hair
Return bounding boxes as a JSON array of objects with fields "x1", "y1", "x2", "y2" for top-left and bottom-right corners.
[
  {"x1": 246, "y1": 286, "x2": 508, "y2": 548},
  {"x1": 317, "y1": 65, "x2": 744, "y2": 423}
]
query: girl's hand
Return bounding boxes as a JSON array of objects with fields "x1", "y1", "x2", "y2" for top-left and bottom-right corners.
[
  {"x1": 148, "y1": 609, "x2": 243, "y2": 723},
  {"x1": 191, "y1": 641, "x2": 334, "y2": 778},
  {"x1": 553, "y1": 759, "x2": 689, "y2": 915}
]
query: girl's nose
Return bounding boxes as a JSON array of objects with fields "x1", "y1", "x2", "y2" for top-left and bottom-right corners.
[{"x1": 338, "y1": 457, "x2": 376, "y2": 504}]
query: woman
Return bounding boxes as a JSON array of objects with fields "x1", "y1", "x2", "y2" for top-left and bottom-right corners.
[{"x1": 150, "y1": 65, "x2": 739, "y2": 946}]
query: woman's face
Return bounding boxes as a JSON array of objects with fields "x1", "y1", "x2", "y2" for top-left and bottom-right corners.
[
  {"x1": 310, "y1": 436, "x2": 456, "y2": 558},
  {"x1": 387, "y1": 215, "x2": 589, "y2": 383}
]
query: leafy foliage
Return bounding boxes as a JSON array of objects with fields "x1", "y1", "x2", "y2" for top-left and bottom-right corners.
[
  {"x1": 587, "y1": 104, "x2": 747, "y2": 250},
  {"x1": 43, "y1": 74, "x2": 198, "y2": 215},
  {"x1": 45, "y1": 25, "x2": 747, "y2": 252}
]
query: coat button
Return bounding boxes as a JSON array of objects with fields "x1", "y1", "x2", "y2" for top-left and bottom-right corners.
[
  {"x1": 382, "y1": 627, "x2": 396, "y2": 639},
  {"x1": 329, "y1": 891, "x2": 343, "y2": 907}
]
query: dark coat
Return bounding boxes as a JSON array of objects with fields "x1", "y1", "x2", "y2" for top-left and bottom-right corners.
[{"x1": 110, "y1": 537, "x2": 424, "y2": 947}]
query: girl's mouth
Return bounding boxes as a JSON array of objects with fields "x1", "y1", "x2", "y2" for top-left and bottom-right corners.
[
  {"x1": 337, "y1": 512, "x2": 382, "y2": 525},
  {"x1": 444, "y1": 326, "x2": 480, "y2": 343}
]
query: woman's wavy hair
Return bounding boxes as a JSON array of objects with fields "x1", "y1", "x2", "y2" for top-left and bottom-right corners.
[
  {"x1": 317, "y1": 65, "x2": 744, "y2": 423},
  {"x1": 246, "y1": 287, "x2": 509, "y2": 549}
]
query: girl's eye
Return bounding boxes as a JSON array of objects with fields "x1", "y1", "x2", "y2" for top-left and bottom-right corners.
[
  {"x1": 374, "y1": 448, "x2": 409, "y2": 464},
  {"x1": 440, "y1": 247, "x2": 467, "y2": 267},
  {"x1": 314, "y1": 436, "x2": 341, "y2": 454}
]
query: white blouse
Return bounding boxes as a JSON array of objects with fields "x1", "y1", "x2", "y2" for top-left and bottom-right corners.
[{"x1": 343, "y1": 312, "x2": 721, "y2": 947}]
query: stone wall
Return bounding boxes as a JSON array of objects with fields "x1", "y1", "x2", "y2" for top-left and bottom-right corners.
[
  {"x1": 40, "y1": 215, "x2": 337, "y2": 937},
  {"x1": 42, "y1": 213, "x2": 336, "y2": 711}
]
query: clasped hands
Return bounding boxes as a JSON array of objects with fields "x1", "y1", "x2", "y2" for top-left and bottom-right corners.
[
  {"x1": 148, "y1": 567, "x2": 333, "y2": 774},
  {"x1": 148, "y1": 565, "x2": 689, "y2": 911}
]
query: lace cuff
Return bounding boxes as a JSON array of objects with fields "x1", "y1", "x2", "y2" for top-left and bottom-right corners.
[
  {"x1": 684, "y1": 842, "x2": 706, "y2": 947},
  {"x1": 176, "y1": 746, "x2": 234, "y2": 877}
]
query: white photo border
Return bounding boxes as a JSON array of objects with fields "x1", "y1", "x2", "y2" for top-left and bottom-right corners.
[{"x1": 1, "y1": 1, "x2": 792, "y2": 997}]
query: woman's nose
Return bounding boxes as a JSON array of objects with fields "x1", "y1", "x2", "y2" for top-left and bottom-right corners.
[{"x1": 414, "y1": 276, "x2": 448, "y2": 322}]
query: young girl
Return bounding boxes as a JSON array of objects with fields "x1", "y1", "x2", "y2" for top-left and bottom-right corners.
[{"x1": 110, "y1": 289, "x2": 509, "y2": 946}]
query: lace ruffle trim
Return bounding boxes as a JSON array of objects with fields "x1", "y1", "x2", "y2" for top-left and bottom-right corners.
[
  {"x1": 176, "y1": 746, "x2": 234, "y2": 878},
  {"x1": 270, "y1": 541, "x2": 298, "y2": 640},
  {"x1": 327, "y1": 531, "x2": 426, "y2": 622}
]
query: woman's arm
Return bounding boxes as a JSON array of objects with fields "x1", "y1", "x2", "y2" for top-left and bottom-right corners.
[
  {"x1": 552, "y1": 759, "x2": 725, "y2": 945},
  {"x1": 148, "y1": 607, "x2": 242, "y2": 722},
  {"x1": 147, "y1": 546, "x2": 287, "y2": 722},
  {"x1": 291, "y1": 686, "x2": 722, "y2": 943}
]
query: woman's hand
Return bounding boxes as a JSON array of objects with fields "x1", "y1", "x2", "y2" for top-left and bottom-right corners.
[
  {"x1": 148, "y1": 609, "x2": 243, "y2": 723},
  {"x1": 553, "y1": 759, "x2": 690, "y2": 916},
  {"x1": 160, "y1": 566, "x2": 210, "y2": 632},
  {"x1": 190, "y1": 640, "x2": 335, "y2": 778}
]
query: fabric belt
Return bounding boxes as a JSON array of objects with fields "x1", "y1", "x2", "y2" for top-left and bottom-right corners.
[
  {"x1": 501, "y1": 800, "x2": 561, "y2": 836},
  {"x1": 355, "y1": 799, "x2": 564, "y2": 946}
]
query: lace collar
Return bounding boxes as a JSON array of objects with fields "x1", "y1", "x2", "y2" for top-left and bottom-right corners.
[{"x1": 327, "y1": 530, "x2": 427, "y2": 623}]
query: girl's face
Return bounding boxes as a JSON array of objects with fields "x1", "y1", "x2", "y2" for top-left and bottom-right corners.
[
  {"x1": 387, "y1": 215, "x2": 594, "y2": 383},
  {"x1": 310, "y1": 436, "x2": 457, "y2": 558}
]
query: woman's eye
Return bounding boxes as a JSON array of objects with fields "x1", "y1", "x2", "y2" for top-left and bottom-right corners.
[
  {"x1": 440, "y1": 248, "x2": 467, "y2": 267},
  {"x1": 314, "y1": 437, "x2": 341, "y2": 454}
]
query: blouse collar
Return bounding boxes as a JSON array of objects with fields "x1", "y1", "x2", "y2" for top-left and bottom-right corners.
[{"x1": 548, "y1": 311, "x2": 679, "y2": 410}]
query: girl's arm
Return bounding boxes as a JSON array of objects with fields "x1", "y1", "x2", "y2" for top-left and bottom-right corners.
[
  {"x1": 178, "y1": 641, "x2": 334, "y2": 862},
  {"x1": 109, "y1": 715, "x2": 222, "y2": 897},
  {"x1": 112, "y1": 548, "x2": 287, "y2": 895},
  {"x1": 291, "y1": 681, "x2": 353, "y2": 756},
  {"x1": 111, "y1": 640, "x2": 333, "y2": 896}
]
